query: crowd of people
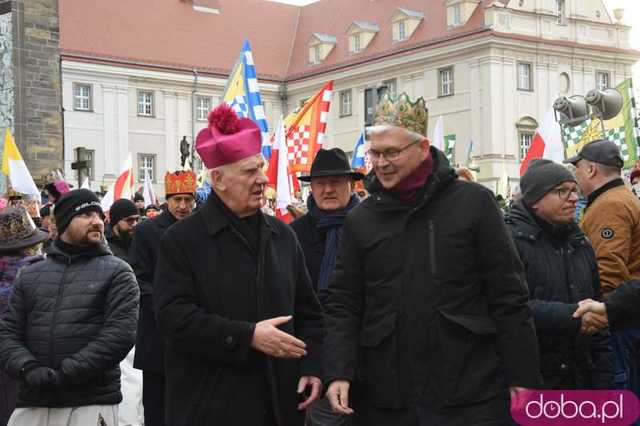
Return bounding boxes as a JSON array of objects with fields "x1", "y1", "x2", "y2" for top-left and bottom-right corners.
[{"x1": 0, "y1": 94, "x2": 638, "y2": 426}]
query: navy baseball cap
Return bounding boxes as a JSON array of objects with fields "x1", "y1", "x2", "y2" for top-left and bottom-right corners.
[{"x1": 564, "y1": 139, "x2": 623, "y2": 169}]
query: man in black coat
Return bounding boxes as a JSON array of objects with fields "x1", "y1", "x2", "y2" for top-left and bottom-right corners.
[
  {"x1": 153, "y1": 104, "x2": 323, "y2": 426},
  {"x1": 505, "y1": 159, "x2": 612, "y2": 389},
  {"x1": 129, "y1": 171, "x2": 196, "y2": 426},
  {"x1": 290, "y1": 148, "x2": 363, "y2": 426},
  {"x1": 324, "y1": 93, "x2": 541, "y2": 426},
  {"x1": 106, "y1": 198, "x2": 140, "y2": 263},
  {"x1": 0, "y1": 189, "x2": 138, "y2": 426}
]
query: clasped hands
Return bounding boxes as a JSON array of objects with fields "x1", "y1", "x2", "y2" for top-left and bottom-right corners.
[
  {"x1": 572, "y1": 299, "x2": 608, "y2": 334},
  {"x1": 251, "y1": 315, "x2": 321, "y2": 410}
]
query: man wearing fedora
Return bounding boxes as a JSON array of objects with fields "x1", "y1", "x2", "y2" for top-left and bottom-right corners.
[
  {"x1": 0, "y1": 189, "x2": 139, "y2": 426},
  {"x1": 153, "y1": 104, "x2": 323, "y2": 426},
  {"x1": 291, "y1": 148, "x2": 363, "y2": 425},
  {"x1": 0, "y1": 207, "x2": 48, "y2": 426},
  {"x1": 323, "y1": 93, "x2": 540, "y2": 425}
]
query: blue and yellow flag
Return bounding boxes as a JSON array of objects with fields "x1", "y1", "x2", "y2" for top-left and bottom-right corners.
[{"x1": 222, "y1": 41, "x2": 271, "y2": 159}]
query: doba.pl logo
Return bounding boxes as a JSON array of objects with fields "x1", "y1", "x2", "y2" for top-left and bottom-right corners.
[{"x1": 511, "y1": 390, "x2": 640, "y2": 425}]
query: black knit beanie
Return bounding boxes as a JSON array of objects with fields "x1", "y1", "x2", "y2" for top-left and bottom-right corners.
[
  {"x1": 110, "y1": 199, "x2": 139, "y2": 226},
  {"x1": 520, "y1": 159, "x2": 576, "y2": 206},
  {"x1": 54, "y1": 189, "x2": 104, "y2": 236}
]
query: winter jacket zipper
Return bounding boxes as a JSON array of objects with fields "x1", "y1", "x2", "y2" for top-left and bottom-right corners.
[
  {"x1": 428, "y1": 220, "x2": 436, "y2": 274},
  {"x1": 49, "y1": 260, "x2": 70, "y2": 367}
]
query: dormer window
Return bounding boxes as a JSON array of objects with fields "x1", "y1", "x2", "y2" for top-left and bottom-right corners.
[
  {"x1": 192, "y1": 0, "x2": 220, "y2": 14},
  {"x1": 347, "y1": 21, "x2": 379, "y2": 54},
  {"x1": 445, "y1": 0, "x2": 480, "y2": 28},
  {"x1": 390, "y1": 8, "x2": 423, "y2": 42},
  {"x1": 308, "y1": 33, "x2": 337, "y2": 65}
]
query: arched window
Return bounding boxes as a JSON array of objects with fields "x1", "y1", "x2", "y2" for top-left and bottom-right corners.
[{"x1": 516, "y1": 116, "x2": 539, "y2": 161}]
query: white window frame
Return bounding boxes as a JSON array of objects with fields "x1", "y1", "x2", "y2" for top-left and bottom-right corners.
[
  {"x1": 397, "y1": 20, "x2": 406, "y2": 41},
  {"x1": 138, "y1": 153, "x2": 156, "y2": 183},
  {"x1": 340, "y1": 89, "x2": 352, "y2": 117},
  {"x1": 439, "y1": 67, "x2": 454, "y2": 97},
  {"x1": 452, "y1": 4, "x2": 462, "y2": 26},
  {"x1": 517, "y1": 62, "x2": 533, "y2": 91},
  {"x1": 557, "y1": 0, "x2": 567, "y2": 25},
  {"x1": 313, "y1": 45, "x2": 321, "y2": 64},
  {"x1": 137, "y1": 90, "x2": 155, "y2": 117},
  {"x1": 519, "y1": 132, "x2": 534, "y2": 161},
  {"x1": 352, "y1": 34, "x2": 361, "y2": 53},
  {"x1": 596, "y1": 71, "x2": 610, "y2": 91},
  {"x1": 73, "y1": 83, "x2": 92, "y2": 111},
  {"x1": 196, "y1": 96, "x2": 211, "y2": 121}
]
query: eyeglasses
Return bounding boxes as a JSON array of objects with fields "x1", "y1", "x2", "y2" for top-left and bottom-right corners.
[
  {"x1": 124, "y1": 216, "x2": 140, "y2": 225},
  {"x1": 366, "y1": 140, "x2": 420, "y2": 163},
  {"x1": 553, "y1": 187, "x2": 579, "y2": 200}
]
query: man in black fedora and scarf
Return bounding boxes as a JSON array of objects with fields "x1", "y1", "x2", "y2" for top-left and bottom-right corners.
[{"x1": 290, "y1": 148, "x2": 363, "y2": 426}]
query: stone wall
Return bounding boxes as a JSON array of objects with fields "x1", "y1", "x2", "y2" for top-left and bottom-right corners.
[{"x1": 1, "y1": 0, "x2": 62, "y2": 185}]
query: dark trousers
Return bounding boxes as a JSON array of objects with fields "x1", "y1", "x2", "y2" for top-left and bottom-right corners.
[
  {"x1": 143, "y1": 370, "x2": 165, "y2": 426},
  {"x1": 353, "y1": 392, "x2": 514, "y2": 426},
  {"x1": 0, "y1": 370, "x2": 18, "y2": 426}
]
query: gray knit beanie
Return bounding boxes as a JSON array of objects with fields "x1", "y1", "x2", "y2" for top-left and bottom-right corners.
[{"x1": 520, "y1": 159, "x2": 576, "y2": 205}]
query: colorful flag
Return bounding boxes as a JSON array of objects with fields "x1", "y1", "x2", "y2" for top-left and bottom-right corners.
[
  {"x1": 444, "y1": 134, "x2": 456, "y2": 163},
  {"x1": 285, "y1": 81, "x2": 333, "y2": 175},
  {"x1": 222, "y1": 40, "x2": 271, "y2": 159},
  {"x1": 562, "y1": 78, "x2": 639, "y2": 169},
  {"x1": 350, "y1": 131, "x2": 366, "y2": 169},
  {"x1": 101, "y1": 153, "x2": 134, "y2": 211},
  {"x1": 267, "y1": 116, "x2": 292, "y2": 223},
  {"x1": 142, "y1": 175, "x2": 158, "y2": 207},
  {"x1": 520, "y1": 109, "x2": 564, "y2": 176},
  {"x1": 1, "y1": 129, "x2": 39, "y2": 196},
  {"x1": 466, "y1": 140, "x2": 474, "y2": 166}
]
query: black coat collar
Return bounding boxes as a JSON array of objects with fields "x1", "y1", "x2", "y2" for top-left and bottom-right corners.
[
  {"x1": 199, "y1": 191, "x2": 278, "y2": 238},
  {"x1": 586, "y1": 178, "x2": 625, "y2": 207}
]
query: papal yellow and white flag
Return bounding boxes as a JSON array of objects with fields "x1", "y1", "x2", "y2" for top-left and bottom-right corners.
[{"x1": 2, "y1": 129, "x2": 39, "y2": 196}]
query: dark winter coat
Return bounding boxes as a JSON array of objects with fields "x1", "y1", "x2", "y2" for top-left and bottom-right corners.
[
  {"x1": 505, "y1": 202, "x2": 613, "y2": 389},
  {"x1": 289, "y1": 214, "x2": 324, "y2": 293},
  {"x1": 106, "y1": 227, "x2": 131, "y2": 264},
  {"x1": 0, "y1": 242, "x2": 139, "y2": 408},
  {"x1": 154, "y1": 193, "x2": 323, "y2": 426},
  {"x1": 129, "y1": 211, "x2": 176, "y2": 372},
  {"x1": 606, "y1": 280, "x2": 640, "y2": 329},
  {"x1": 323, "y1": 147, "x2": 541, "y2": 423}
]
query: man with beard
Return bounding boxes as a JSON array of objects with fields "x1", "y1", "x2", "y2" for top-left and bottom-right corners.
[
  {"x1": 153, "y1": 104, "x2": 323, "y2": 426},
  {"x1": 323, "y1": 94, "x2": 540, "y2": 426},
  {"x1": 0, "y1": 189, "x2": 138, "y2": 426},
  {"x1": 129, "y1": 171, "x2": 196, "y2": 426},
  {"x1": 106, "y1": 198, "x2": 140, "y2": 263},
  {"x1": 290, "y1": 148, "x2": 363, "y2": 426}
]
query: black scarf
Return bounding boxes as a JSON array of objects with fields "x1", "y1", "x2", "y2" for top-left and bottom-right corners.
[{"x1": 308, "y1": 194, "x2": 359, "y2": 303}]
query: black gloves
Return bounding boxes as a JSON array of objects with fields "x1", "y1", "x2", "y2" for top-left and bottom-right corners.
[{"x1": 23, "y1": 366, "x2": 65, "y2": 389}]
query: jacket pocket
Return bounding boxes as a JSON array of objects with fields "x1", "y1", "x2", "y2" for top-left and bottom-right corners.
[
  {"x1": 359, "y1": 313, "x2": 401, "y2": 408},
  {"x1": 430, "y1": 311, "x2": 502, "y2": 407}
]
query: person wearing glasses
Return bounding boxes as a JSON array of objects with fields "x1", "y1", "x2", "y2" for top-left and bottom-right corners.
[
  {"x1": 323, "y1": 93, "x2": 540, "y2": 426},
  {"x1": 505, "y1": 159, "x2": 613, "y2": 390},
  {"x1": 106, "y1": 199, "x2": 140, "y2": 264},
  {"x1": 565, "y1": 139, "x2": 640, "y2": 392},
  {"x1": 128, "y1": 171, "x2": 197, "y2": 426}
]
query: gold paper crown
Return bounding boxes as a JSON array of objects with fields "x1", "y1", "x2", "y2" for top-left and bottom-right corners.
[
  {"x1": 372, "y1": 93, "x2": 428, "y2": 137},
  {"x1": 165, "y1": 170, "x2": 197, "y2": 196}
]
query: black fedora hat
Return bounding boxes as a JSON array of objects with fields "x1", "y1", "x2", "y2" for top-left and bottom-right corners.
[{"x1": 298, "y1": 148, "x2": 365, "y2": 182}]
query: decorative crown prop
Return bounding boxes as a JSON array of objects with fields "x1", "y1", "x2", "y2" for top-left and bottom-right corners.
[
  {"x1": 165, "y1": 170, "x2": 197, "y2": 196},
  {"x1": 372, "y1": 93, "x2": 429, "y2": 137}
]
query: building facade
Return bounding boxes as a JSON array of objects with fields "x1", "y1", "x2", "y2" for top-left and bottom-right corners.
[{"x1": 60, "y1": 0, "x2": 638, "y2": 196}]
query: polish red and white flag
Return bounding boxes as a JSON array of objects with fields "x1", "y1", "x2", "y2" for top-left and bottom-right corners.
[{"x1": 520, "y1": 109, "x2": 565, "y2": 176}]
